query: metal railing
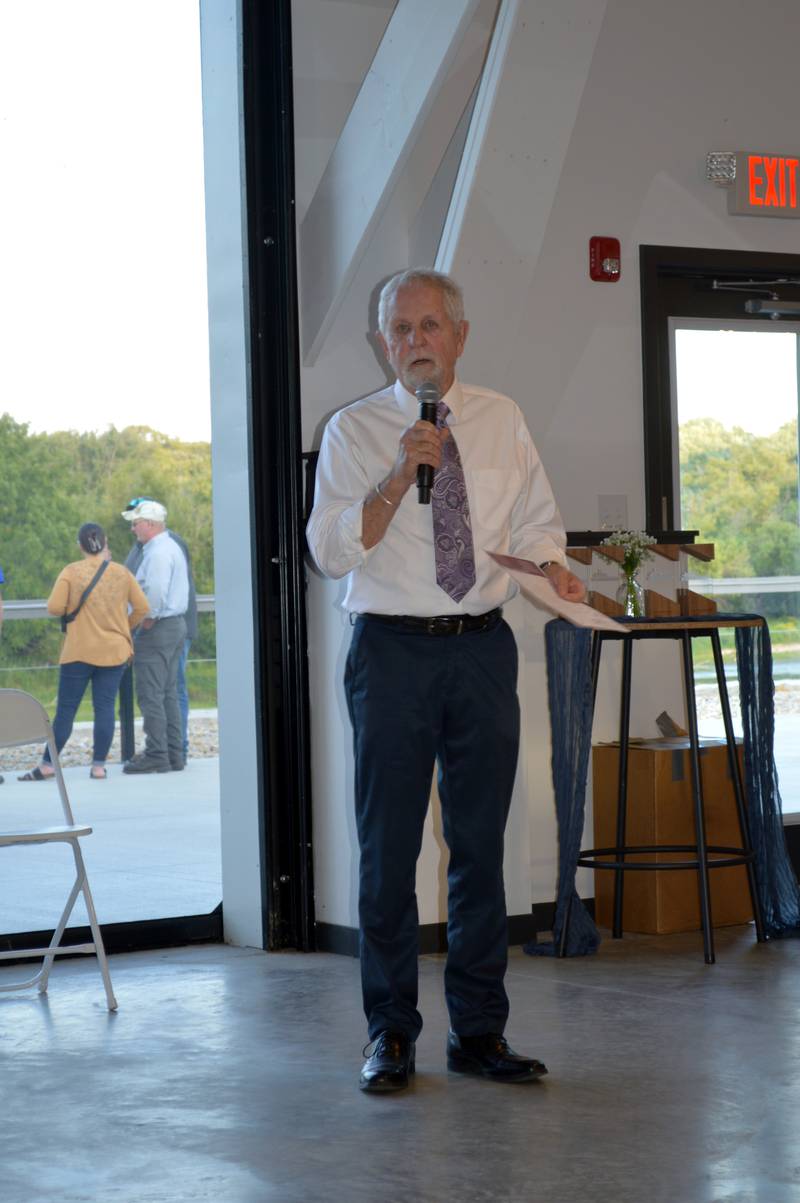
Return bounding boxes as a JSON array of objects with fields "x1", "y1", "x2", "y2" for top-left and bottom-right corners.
[
  {"x1": 2, "y1": 596, "x2": 217, "y2": 619},
  {"x1": 687, "y1": 575, "x2": 800, "y2": 595}
]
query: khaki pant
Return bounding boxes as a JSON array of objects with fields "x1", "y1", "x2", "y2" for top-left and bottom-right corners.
[{"x1": 133, "y1": 615, "x2": 187, "y2": 766}]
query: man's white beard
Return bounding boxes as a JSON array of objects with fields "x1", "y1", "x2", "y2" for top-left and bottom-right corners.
[{"x1": 404, "y1": 361, "x2": 442, "y2": 392}]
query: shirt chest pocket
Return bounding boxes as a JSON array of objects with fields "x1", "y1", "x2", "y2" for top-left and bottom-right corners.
[{"x1": 466, "y1": 468, "x2": 518, "y2": 531}]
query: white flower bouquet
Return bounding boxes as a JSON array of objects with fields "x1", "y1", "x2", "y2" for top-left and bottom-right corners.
[{"x1": 600, "y1": 529, "x2": 657, "y2": 576}]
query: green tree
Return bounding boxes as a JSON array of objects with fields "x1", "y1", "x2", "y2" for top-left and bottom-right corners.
[
  {"x1": 0, "y1": 415, "x2": 214, "y2": 662},
  {"x1": 679, "y1": 417, "x2": 800, "y2": 617}
]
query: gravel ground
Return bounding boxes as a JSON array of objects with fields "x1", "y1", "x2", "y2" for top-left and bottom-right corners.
[
  {"x1": 0, "y1": 714, "x2": 219, "y2": 772},
  {"x1": 3, "y1": 683, "x2": 799, "y2": 773},
  {"x1": 696, "y1": 679, "x2": 800, "y2": 720}
]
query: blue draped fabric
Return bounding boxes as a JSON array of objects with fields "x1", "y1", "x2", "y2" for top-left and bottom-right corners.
[
  {"x1": 526, "y1": 614, "x2": 800, "y2": 958},
  {"x1": 526, "y1": 620, "x2": 600, "y2": 957},
  {"x1": 735, "y1": 621, "x2": 800, "y2": 936}
]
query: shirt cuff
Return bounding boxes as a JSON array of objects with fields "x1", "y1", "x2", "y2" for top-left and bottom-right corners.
[
  {"x1": 337, "y1": 497, "x2": 372, "y2": 562},
  {"x1": 526, "y1": 543, "x2": 567, "y2": 570}
]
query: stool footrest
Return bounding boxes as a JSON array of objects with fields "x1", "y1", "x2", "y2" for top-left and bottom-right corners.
[{"x1": 579, "y1": 843, "x2": 755, "y2": 872}]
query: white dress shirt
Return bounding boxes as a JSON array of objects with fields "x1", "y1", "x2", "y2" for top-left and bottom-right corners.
[
  {"x1": 306, "y1": 378, "x2": 567, "y2": 617},
  {"x1": 136, "y1": 530, "x2": 190, "y2": 620}
]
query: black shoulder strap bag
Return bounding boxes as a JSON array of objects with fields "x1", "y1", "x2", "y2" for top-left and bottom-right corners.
[{"x1": 61, "y1": 561, "x2": 109, "y2": 633}]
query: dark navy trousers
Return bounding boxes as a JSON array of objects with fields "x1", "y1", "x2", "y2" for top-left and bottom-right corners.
[{"x1": 344, "y1": 614, "x2": 520, "y2": 1041}]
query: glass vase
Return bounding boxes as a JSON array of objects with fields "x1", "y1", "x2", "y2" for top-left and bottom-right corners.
[{"x1": 616, "y1": 569, "x2": 645, "y2": 618}]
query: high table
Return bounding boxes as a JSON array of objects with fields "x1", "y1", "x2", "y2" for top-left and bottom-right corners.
[{"x1": 566, "y1": 616, "x2": 768, "y2": 964}]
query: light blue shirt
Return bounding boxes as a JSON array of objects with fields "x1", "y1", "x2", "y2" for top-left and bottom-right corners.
[{"x1": 136, "y1": 530, "x2": 189, "y2": 619}]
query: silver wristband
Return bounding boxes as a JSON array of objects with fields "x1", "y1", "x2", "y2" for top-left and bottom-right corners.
[{"x1": 374, "y1": 481, "x2": 396, "y2": 508}]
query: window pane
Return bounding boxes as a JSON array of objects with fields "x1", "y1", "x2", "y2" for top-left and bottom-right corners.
[
  {"x1": 674, "y1": 323, "x2": 800, "y2": 809},
  {"x1": 0, "y1": 1, "x2": 220, "y2": 931}
]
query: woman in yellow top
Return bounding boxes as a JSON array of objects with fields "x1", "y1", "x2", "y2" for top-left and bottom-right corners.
[{"x1": 19, "y1": 523, "x2": 149, "y2": 781}]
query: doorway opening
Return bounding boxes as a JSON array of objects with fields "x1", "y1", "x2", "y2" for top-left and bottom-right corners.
[
  {"x1": 641, "y1": 246, "x2": 800, "y2": 814},
  {"x1": 673, "y1": 320, "x2": 800, "y2": 807},
  {"x1": 0, "y1": 0, "x2": 221, "y2": 946}
]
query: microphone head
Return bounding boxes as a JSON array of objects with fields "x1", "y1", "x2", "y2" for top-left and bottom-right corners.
[{"x1": 415, "y1": 380, "x2": 441, "y2": 405}]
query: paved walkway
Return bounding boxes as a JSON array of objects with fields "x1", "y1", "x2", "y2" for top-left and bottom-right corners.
[
  {"x1": 2, "y1": 694, "x2": 796, "y2": 938},
  {"x1": 0, "y1": 757, "x2": 221, "y2": 932}
]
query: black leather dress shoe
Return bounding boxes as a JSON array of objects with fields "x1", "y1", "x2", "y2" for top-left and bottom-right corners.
[
  {"x1": 446, "y1": 1032, "x2": 548, "y2": 1082},
  {"x1": 359, "y1": 1030, "x2": 415, "y2": 1093},
  {"x1": 123, "y1": 755, "x2": 170, "y2": 775}
]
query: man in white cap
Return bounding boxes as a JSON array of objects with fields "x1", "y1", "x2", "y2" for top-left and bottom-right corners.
[
  {"x1": 121, "y1": 499, "x2": 189, "y2": 773},
  {"x1": 124, "y1": 498, "x2": 198, "y2": 763}
]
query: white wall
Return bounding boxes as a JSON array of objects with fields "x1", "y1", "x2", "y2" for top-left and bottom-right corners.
[{"x1": 296, "y1": 0, "x2": 800, "y2": 931}]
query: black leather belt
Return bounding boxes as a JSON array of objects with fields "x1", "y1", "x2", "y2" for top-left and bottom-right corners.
[{"x1": 360, "y1": 608, "x2": 502, "y2": 636}]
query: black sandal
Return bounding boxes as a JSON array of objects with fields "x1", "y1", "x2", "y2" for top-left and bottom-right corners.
[{"x1": 17, "y1": 767, "x2": 53, "y2": 782}]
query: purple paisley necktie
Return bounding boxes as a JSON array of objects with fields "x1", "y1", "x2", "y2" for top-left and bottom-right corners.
[{"x1": 431, "y1": 401, "x2": 476, "y2": 603}]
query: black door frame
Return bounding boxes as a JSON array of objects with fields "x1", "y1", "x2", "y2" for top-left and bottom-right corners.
[
  {"x1": 241, "y1": 0, "x2": 315, "y2": 951},
  {"x1": 640, "y1": 244, "x2": 800, "y2": 532}
]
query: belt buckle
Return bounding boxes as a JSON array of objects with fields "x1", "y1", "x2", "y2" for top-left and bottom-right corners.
[{"x1": 428, "y1": 616, "x2": 460, "y2": 636}]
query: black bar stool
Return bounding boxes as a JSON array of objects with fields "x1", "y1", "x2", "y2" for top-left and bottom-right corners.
[{"x1": 565, "y1": 616, "x2": 768, "y2": 964}]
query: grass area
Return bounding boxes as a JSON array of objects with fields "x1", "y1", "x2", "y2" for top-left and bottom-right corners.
[{"x1": 0, "y1": 660, "x2": 217, "y2": 723}]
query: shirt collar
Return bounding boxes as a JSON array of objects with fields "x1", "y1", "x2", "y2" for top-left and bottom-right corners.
[{"x1": 393, "y1": 377, "x2": 464, "y2": 422}]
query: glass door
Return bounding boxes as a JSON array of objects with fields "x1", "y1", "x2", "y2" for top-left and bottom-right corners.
[
  {"x1": 671, "y1": 319, "x2": 800, "y2": 808},
  {"x1": 0, "y1": 0, "x2": 221, "y2": 938}
]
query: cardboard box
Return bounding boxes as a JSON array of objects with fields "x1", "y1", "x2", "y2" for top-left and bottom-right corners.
[{"x1": 591, "y1": 740, "x2": 753, "y2": 933}]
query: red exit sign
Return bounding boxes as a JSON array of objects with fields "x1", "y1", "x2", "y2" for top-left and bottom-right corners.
[{"x1": 731, "y1": 152, "x2": 800, "y2": 217}]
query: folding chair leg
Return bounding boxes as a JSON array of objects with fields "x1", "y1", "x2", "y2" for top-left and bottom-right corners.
[
  {"x1": 38, "y1": 871, "x2": 84, "y2": 996},
  {"x1": 82, "y1": 889, "x2": 117, "y2": 1011},
  {"x1": 73, "y1": 844, "x2": 118, "y2": 1011},
  {"x1": 37, "y1": 842, "x2": 118, "y2": 1010}
]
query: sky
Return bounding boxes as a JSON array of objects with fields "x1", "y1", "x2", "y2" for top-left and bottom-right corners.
[
  {"x1": 3, "y1": 6, "x2": 795, "y2": 453},
  {"x1": 675, "y1": 326, "x2": 799, "y2": 437},
  {"x1": 0, "y1": 0, "x2": 211, "y2": 444}
]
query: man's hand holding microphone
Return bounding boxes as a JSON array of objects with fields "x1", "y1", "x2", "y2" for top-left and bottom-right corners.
[{"x1": 362, "y1": 382, "x2": 449, "y2": 548}]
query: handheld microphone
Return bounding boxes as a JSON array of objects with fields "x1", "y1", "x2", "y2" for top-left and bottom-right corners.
[{"x1": 415, "y1": 381, "x2": 440, "y2": 504}]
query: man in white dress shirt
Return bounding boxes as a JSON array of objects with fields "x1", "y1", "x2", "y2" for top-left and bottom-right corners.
[
  {"x1": 307, "y1": 269, "x2": 584, "y2": 1093},
  {"x1": 121, "y1": 498, "x2": 189, "y2": 774}
]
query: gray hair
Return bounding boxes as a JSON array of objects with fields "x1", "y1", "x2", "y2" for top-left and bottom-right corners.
[{"x1": 377, "y1": 269, "x2": 465, "y2": 335}]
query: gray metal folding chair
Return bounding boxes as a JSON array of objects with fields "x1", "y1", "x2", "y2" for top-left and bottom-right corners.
[{"x1": 0, "y1": 689, "x2": 117, "y2": 1009}]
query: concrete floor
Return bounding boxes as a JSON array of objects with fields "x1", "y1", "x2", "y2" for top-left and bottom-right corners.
[{"x1": 1, "y1": 925, "x2": 797, "y2": 1203}]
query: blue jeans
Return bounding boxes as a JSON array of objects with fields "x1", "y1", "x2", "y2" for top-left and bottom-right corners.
[
  {"x1": 176, "y1": 637, "x2": 191, "y2": 758},
  {"x1": 42, "y1": 660, "x2": 128, "y2": 766}
]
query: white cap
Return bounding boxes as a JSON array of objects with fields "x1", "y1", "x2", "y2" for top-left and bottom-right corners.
[{"x1": 121, "y1": 499, "x2": 167, "y2": 523}]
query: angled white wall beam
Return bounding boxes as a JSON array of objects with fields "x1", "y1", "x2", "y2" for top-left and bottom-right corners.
[
  {"x1": 437, "y1": 0, "x2": 607, "y2": 390},
  {"x1": 299, "y1": 0, "x2": 481, "y2": 365},
  {"x1": 437, "y1": 0, "x2": 519, "y2": 272}
]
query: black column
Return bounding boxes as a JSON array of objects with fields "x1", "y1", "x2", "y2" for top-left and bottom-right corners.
[{"x1": 241, "y1": 0, "x2": 315, "y2": 951}]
